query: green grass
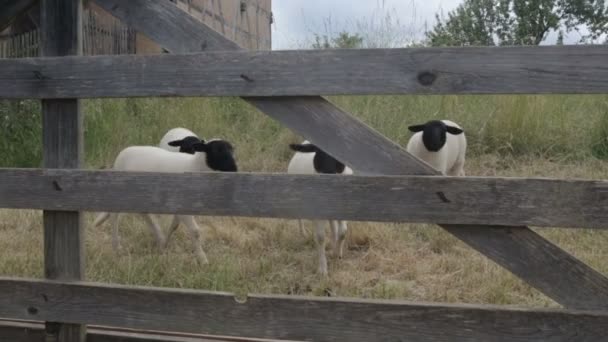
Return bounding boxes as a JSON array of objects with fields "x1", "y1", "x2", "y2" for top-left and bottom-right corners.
[
  {"x1": 2, "y1": 94, "x2": 608, "y2": 169},
  {"x1": 1, "y1": 95, "x2": 608, "y2": 309}
]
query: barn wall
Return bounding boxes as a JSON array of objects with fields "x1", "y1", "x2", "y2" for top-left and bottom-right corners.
[
  {"x1": 1, "y1": 0, "x2": 272, "y2": 57},
  {"x1": 173, "y1": 0, "x2": 272, "y2": 50}
]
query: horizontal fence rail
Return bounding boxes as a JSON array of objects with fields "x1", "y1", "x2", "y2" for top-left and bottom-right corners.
[
  {"x1": 1, "y1": 45, "x2": 608, "y2": 98},
  {"x1": 0, "y1": 319, "x2": 264, "y2": 342},
  {"x1": 1, "y1": 277, "x2": 608, "y2": 342},
  {"x1": 1, "y1": 168, "x2": 608, "y2": 229}
]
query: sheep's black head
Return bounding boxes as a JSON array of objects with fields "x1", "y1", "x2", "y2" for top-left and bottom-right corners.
[
  {"x1": 168, "y1": 136, "x2": 202, "y2": 154},
  {"x1": 289, "y1": 143, "x2": 346, "y2": 174},
  {"x1": 408, "y1": 120, "x2": 463, "y2": 152},
  {"x1": 190, "y1": 139, "x2": 238, "y2": 172}
]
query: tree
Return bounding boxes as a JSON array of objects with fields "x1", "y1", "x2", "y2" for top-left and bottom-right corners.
[
  {"x1": 427, "y1": 0, "x2": 608, "y2": 46},
  {"x1": 312, "y1": 31, "x2": 363, "y2": 49},
  {"x1": 428, "y1": 0, "x2": 497, "y2": 47},
  {"x1": 558, "y1": 0, "x2": 608, "y2": 40}
]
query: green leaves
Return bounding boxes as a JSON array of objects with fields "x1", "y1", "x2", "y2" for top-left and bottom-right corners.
[{"x1": 427, "y1": 0, "x2": 608, "y2": 46}]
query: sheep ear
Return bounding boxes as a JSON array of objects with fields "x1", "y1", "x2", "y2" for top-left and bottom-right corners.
[
  {"x1": 168, "y1": 139, "x2": 184, "y2": 147},
  {"x1": 446, "y1": 126, "x2": 464, "y2": 135},
  {"x1": 289, "y1": 143, "x2": 317, "y2": 153},
  {"x1": 408, "y1": 124, "x2": 425, "y2": 133}
]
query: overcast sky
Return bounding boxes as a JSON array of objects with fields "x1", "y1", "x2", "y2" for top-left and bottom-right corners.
[{"x1": 270, "y1": 0, "x2": 589, "y2": 49}]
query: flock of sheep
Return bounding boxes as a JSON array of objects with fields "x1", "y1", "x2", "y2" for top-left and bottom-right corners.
[{"x1": 94, "y1": 119, "x2": 467, "y2": 275}]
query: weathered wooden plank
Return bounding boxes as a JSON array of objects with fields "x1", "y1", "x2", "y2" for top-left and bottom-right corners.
[
  {"x1": 40, "y1": 0, "x2": 85, "y2": 341},
  {"x1": 92, "y1": 0, "x2": 608, "y2": 311},
  {"x1": 2, "y1": 45, "x2": 608, "y2": 98},
  {"x1": 0, "y1": 320, "x2": 44, "y2": 342},
  {"x1": 0, "y1": 320, "x2": 259, "y2": 342},
  {"x1": 4, "y1": 168, "x2": 608, "y2": 230},
  {"x1": 0, "y1": 0, "x2": 39, "y2": 31},
  {"x1": 1, "y1": 278, "x2": 608, "y2": 342},
  {"x1": 94, "y1": 0, "x2": 239, "y2": 52},
  {"x1": 445, "y1": 225, "x2": 608, "y2": 312}
]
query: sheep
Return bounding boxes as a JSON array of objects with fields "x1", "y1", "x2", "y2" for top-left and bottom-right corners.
[
  {"x1": 95, "y1": 138, "x2": 237, "y2": 264},
  {"x1": 158, "y1": 129, "x2": 236, "y2": 247},
  {"x1": 93, "y1": 128, "x2": 204, "y2": 248},
  {"x1": 287, "y1": 140, "x2": 353, "y2": 275},
  {"x1": 406, "y1": 120, "x2": 467, "y2": 176}
]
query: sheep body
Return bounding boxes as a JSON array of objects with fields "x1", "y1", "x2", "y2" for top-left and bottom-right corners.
[
  {"x1": 94, "y1": 128, "x2": 201, "y2": 230},
  {"x1": 103, "y1": 146, "x2": 212, "y2": 264},
  {"x1": 287, "y1": 140, "x2": 352, "y2": 275},
  {"x1": 287, "y1": 141, "x2": 353, "y2": 175},
  {"x1": 94, "y1": 131, "x2": 236, "y2": 265},
  {"x1": 406, "y1": 120, "x2": 467, "y2": 176},
  {"x1": 113, "y1": 146, "x2": 209, "y2": 173}
]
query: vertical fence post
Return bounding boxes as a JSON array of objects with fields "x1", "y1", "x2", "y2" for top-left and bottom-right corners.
[{"x1": 40, "y1": 0, "x2": 85, "y2": 341}]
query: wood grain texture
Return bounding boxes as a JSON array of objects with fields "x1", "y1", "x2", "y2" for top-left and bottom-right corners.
[
  {"x1": 93, "y1": 0, "x2": 240, "y2": 52},
  {"x1": 1, "y1": 278, "x2": 608, "y2": 342},
  {"x1": 87, "y1": 0, "x2": 608, "y2": 311},
  {"x1": 0, "y1": 0, "x2": 38, "y2": 31},
  {"x1": 0, "y1": 320, "x2": 262, "y2": 342},
  {"x1": 4, "y1": 169, "x2": 608, "y2": 230},
  {"x1": 41, "y1": 0, "x2": 85, "y2": 341},
  {"x1": 446, "y1": 225, "x2": 608, "y2": 311},
  {"x1": 3, "y1": 45, "x2": 608, "y2": 99}
]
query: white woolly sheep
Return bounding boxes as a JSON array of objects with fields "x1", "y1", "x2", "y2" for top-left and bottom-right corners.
[
  {"x1": 94, "y1": 128, "x2": 205, "y2": 251},
  {"x1": 406, "y1": 120, "x2": 467, "y2": 176},
  {"x1": 287, "y1": 140, "x2": 353, "y2": 275},
  {"x1": 95, "y1": 138, "x2": 237, "y2": 264}
]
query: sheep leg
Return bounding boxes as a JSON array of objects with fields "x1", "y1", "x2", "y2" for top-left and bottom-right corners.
[
  {"x1": 336, "y1": 220, "x2": 348, "y2": 259},
  {"x1": 140, "y1": 214, "x2": 167, "y2": 250},
  {"x1": 110, "y1": 213, "x2": 122, "y2": 253},
  {"x1": 93, "y1": 212, "x2": 110, "y2": 227},
  {"x1": 178, "y1": 215, "x2": 209, "y2": 265},
  {"x1": 314, "y1": 220, "x2": 328, "y2": 276},
  {"x1": 229, "y1": 216, "x2": 239, "y2": 226},
  {"x1": 298, "y1": 219, "x2": 308, "y2": 236},
  {"x1": 450, "y1": 158, "x2": 466, "y2": 177},
  {"x1": 330, "y1": 220, "x2": 340, "y2": 256},
  {"x1": 164, "y1": 215, "x2": 181, "y2": 248}
]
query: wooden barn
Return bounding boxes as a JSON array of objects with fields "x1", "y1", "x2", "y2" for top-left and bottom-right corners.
[{"x1": 0, "y1": 0, "x2": 272, "y2": 57}]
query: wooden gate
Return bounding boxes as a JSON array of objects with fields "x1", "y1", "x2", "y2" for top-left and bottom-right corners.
[{"x1": 1, "y1": 0, "x2": 608, "y2": 341}]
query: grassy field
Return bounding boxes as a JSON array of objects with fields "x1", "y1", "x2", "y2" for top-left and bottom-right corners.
[{"x1": 1, "y1": 94, "x2": 608, "y2": 309}]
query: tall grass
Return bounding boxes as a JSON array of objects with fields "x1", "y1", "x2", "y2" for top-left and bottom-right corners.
[{"x1": 2, "y1": 94, "x2": 608, "y2": 169}]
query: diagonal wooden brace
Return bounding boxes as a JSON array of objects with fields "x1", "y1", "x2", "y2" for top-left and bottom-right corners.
[{"x1": 0, "y1": 0, "x2": 39, "y2": 31}]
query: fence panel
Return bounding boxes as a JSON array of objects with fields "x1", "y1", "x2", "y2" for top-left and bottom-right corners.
[
  {"x1": 0, "y1": 319, "x2": 254, "y2": 342},
  {"x1": 1, "y1": 278, "x2": 608, "y2": 342}
]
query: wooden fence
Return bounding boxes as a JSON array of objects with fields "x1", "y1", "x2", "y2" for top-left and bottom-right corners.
[
  {"x1": 1, "y1": 0, "x2": 608, "y2": 341},
  {"x1": 0, "y1": 7, "x2": 135, "y2": 58}
]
